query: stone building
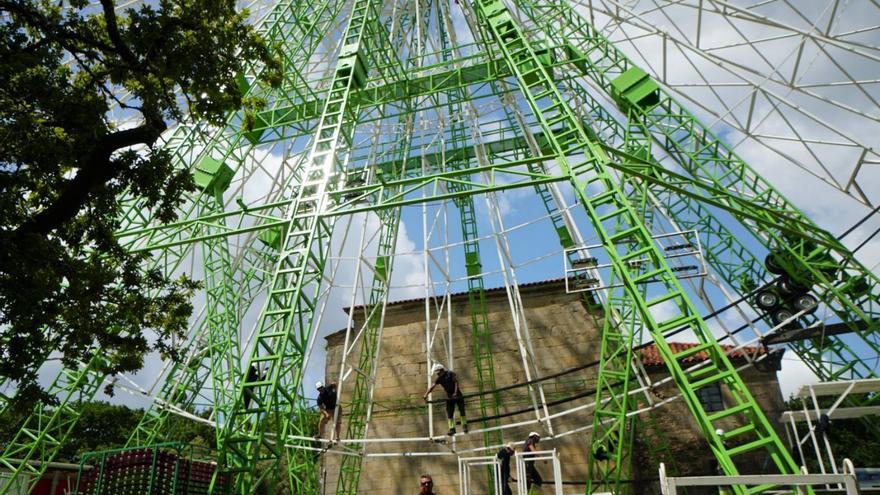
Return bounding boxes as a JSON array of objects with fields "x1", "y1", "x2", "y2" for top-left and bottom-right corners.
[{"x1": 320, "y1": 279, "x2": 786, "y2": 494}]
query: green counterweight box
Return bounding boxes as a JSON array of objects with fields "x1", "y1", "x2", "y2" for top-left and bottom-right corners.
[
  {"x1": 258, "y1": 225, "x2": 287, "y2": 250},
  {"x1": 193, "y1": 156, "x2": 234, "y2": 195},
  {"x1": 337, "y1": 50, "x2": 368, "y2": 90},
  {"x1": 610, "y1": 66, "x2": 660, "y2": 112}
]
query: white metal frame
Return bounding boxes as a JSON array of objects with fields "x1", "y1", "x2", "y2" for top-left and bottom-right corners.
[
  {"x1": 782, "y1": 378, "x2": 880, "y2": 479},
  {"x1": 658, "y1": 459, "x2": 861, "y2": 495},
  {"x1": 514, "y1": 449, "x2": 563, "y2": 495},
  {"x1": 459, "y1": 455, "x2": 502, "y2": 495},
  {"x1": 570, "y1": 0, "x2": 880, "y2": 208}
]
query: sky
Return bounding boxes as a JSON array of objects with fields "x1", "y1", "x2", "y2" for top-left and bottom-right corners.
[{"x1": 27, "y1": 0, "x2": 880, "y2": 430}]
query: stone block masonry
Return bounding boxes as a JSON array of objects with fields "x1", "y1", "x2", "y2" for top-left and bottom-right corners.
[{"x1": 321, "y1": 280, "x2": 786, "y2": 494}]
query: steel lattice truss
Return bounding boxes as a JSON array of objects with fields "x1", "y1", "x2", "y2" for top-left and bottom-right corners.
[{"x1": 1, "y1": 1, "x2": 879, "y2": 494}]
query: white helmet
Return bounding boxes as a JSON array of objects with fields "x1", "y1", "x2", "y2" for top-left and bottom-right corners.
[
  {"x1": 505, "y1": 443, "x2": 514, "y2": 451},
  {"x1": 431, "y1": 363, "x2": 445, "y2": 374},
  {"x1": 715, "y1": 428, "x2": 725, "y2": 436},
  {"x1": 316, "y1": 381, "x2": 324, "y2": 390},
  {"x1": 528, "y1": 431, "x2": 540, "y2": 439}
]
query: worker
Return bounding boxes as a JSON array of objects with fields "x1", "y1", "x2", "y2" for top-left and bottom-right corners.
[
  {"x1": 496, "y1": 443, "x2": 515, "y2": 495},
  {"x1": 423, "y1": 363, "x2": 468, "y2": 436},
  {"x1": 523, "y1": 431, "x2": 543, "y2": 493},
  {"x1": 418, "y1": 474, "x2": 436, "y2": 495},
  {"x1": 316, "y1": 381, "x2": 341, "y2": 440},
  {"x1": 243, "y1": 364, "x2": 262, "y2": 409}
]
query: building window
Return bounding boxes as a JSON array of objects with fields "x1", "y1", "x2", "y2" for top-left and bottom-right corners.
[{"x1": 696, "y1": 383, "x2": 724, "y2": 412}]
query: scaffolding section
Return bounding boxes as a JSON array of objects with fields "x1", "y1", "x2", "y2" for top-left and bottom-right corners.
[{"x1": 1, "y1": 0, "x2": 878, "y2": 494}]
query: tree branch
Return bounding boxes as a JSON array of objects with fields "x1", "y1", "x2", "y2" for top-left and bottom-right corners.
[
  {"x1": 17, "y1": 121, "x2": 167, "y2": 235},
  {"x1": 98, "y1": 0, "x2": 138, "y2": 66}
]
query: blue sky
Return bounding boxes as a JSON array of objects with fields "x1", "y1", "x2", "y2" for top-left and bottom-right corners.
[{"x1": 26, "y1": 0, "x2": 880, "y2": 432}]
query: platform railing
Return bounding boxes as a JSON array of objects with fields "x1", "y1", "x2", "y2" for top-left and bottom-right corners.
[
  {"x1": 459, "y1": 455, "x2": 502, "y2": 495},
  {"x1": 514, "y1": 449, "x2": 562, "y2": 495},
  {"x1": 659, "y1": 459, "x2": 861, "y2": 495}
]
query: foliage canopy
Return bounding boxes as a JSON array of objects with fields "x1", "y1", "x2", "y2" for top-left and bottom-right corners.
[{"x1": 0, "y1": 0, "x2": 280, "y2": 404}]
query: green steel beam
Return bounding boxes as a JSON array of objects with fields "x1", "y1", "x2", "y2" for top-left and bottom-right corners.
[
  {"x1": 6, "y1": 1, "x2": 875, "y2": 493},
  {"x1": 249, "y1": 39, "x2": 598, "y2": 139},
  {"x1": 0, "y1": 358, "x2": 108, "y2": 490},
  {"x1": 554, "y1": 77, "x2": 880, "y2": 383},
  {"x1": 335, "y1": 5, "x2": 420, "y2": 490},
  {"x1": 437, "y1": 0, "x2": 505, "y2": 460},
  {"x1": 510, "y1": 0, "x2": 880, "y2": 379},
  {"x1": 118, "y1": 131, "x2": 833, "y2": 260},
  {"x1": 123, "y1": 233, "x2": 276, "y2": 449},
  {"x1": 334, "y1": 122, "x2": 409, "y2": 495},
  {"x1": 334, "y1": 33, "x2": 413, "y2": 486},
  {"x1": 556, "y1": 75, "x2": 880, "y2": 453},
  {"x1": 0, "y1": 0, "x2": 344, "y2": 491},
  {"x1": 468, "y1": 0, "x2": 804, "y2": 491},
  {"x1": 553, "y1": 64, "x2": 880, "y2": 427},
  {"x1": 586, "y1": 112, "x2": 655, "y2": 495},
  {"x1": 253, "y1": 55, "x2": 509, "y2": 133},
  {"x1": 216, "y1": 0, "x2": 385, "y2": 490}
]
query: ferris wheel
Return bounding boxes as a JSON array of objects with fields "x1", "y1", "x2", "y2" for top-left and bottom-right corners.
[{"x1": 1, "y1": 1, "x2": 878, "y2": 494}]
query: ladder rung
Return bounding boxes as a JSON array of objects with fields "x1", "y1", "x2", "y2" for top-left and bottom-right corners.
[
  {"x1": 686, "y1": 363, "x2": 720, "y2": 381},
  {"x1": 270, "y1": 286, "x2": 302, "y2": 296},
  {"x1": 691, "y1": 370, "x2": 732, "y2": 390},
  {"x1": 556, "y1": 128, "x2": 580, "y2": 141},
  {"x1": 645, "y1": 290, "x2": 681, "y2": 308},
  {"x1": 257, "y1": 331, "x2": 287, "y2": 339},
  {"x1": 657, "y1": 314, "x2": 699, "y2": 334},
  {"x1": 707, "y1": 402, "x2": 752, "y2": 422},
  {"x1": 597, "y1": 208, "x2": 626, "y2": 223},
  {"x1": 632, "y1": 268, "x2": 664, "y2": 284},
  {"x1": 673, "y1": 341, "x2": 715, "y2": 361},
  {"x1": 723, "y1": 422, "x2": 758, "y2": 440},
  {"x1": 264, "y1": 308, "x2": 293, "y2": 317},
  {"x1": 608, "y1": 226, "x2": 640, "y2": 243},
  {"x1": 602, "y1": 370, "x2": 629, "y2": 381},
  {"x1": 725, "y1": 435, "x2": 775, "y2": 457}
]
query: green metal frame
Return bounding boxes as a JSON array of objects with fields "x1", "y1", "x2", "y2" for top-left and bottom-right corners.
[
  {"x1": 437, "y1": 0, "x2": 505, "y2": 460},
  {"x1": 585, "y1": 111, "x2": 655, "y2": 495},
  {"x1": 510, "y1": 0, "x2": 880, "y2": 378},
  {"x1": 2, "y1": 0, "x2": 877, "y2": 494},
  {"x1": 467, "y1": 1, "x2": 804, "y2": 492},
  {"x1": 335, "y1": 95, "x2": 411, "y2": 495},
  {"x1": 217, "y1": 0, "x2": 386, "y2": 491}
]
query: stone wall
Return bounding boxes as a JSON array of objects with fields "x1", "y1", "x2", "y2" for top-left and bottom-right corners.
[{"x1": 319, "y1": 281, "x2": 786, "y2": 494}]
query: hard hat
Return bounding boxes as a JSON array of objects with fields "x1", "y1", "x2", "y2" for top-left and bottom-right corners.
[
  {"x1": 431, "y1": 363, "x2": 445, "y2": 374},
  {"x1": 715, "y1": 428, "x2": 724, "y2": 436},
  {"x1": 505, "y1": 443, "x2": 514, "y2": 451},
  {"x1": 528, "y1": 431, "x2": 540, "y2": 439},
  {"x1": 316, "y1": 381, "x2": 324, "y2": 390}
]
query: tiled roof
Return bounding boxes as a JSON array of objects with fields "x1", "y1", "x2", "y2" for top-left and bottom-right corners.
[{"x1": 639, "y1": 342, "x2": 772, "y2": 368}]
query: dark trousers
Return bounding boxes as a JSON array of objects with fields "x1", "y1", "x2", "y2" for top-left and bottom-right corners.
[
  {"x1": 500, "y1": 468, "x2": 512, "y2": 495},
  {"x1": 445, "y1": 396, "x2": 465, "y2": 418},
  {"x1": 526, "y1": 462, "x2": 542, "y2": 490}
]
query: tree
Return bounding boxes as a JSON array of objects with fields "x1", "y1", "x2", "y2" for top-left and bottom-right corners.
[
  {"x1": 0, "y1": 401, "x2": 139, "y2": 459},
  {"x1": 0, "y1": 400, "x2": 217, "y2": 460},
  {"x1": 785, "y1": 396, "x2": 880, "y2": 471},
  {"x1": 0, "y1": 0, "x2": 280, "y2": 405}
]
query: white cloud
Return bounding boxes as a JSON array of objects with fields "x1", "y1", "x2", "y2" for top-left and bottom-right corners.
[
  {"x1": 778, "y1": 354, "x2": 819, "y2": 400},
  {"x1": 70, "y1": 0, "x2": 879, "y2": 432}
]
